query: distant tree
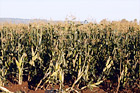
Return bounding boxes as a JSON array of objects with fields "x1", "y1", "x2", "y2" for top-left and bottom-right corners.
[{"x1": 84, "y1": 20, "x2": 88, "y2": 24}]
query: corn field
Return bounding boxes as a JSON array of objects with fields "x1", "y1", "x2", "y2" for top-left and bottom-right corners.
[{"x1": 0, "y1": 20, "x2": 140, "y2": 92}]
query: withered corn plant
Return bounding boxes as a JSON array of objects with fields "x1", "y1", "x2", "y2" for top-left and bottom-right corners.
[{"x1": 0, "y1": 20, "x2": 140, "y2": 92}]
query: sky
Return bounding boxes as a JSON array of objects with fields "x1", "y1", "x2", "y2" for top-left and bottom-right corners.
[{"x1": 0, "y1": 0, "x2": 140, "y2": 22}]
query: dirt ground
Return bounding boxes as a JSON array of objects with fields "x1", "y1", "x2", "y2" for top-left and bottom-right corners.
[
  {"x1": 2, "y1": 81, "x2": 105, "y2": 93},
  {"x1": 2, "y1": 81, "x2": 140, "y2": 93}
]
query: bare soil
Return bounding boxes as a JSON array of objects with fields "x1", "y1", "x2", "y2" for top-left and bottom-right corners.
[
  {"x1": 3, "y1": 81, "x2": 105, "y2": 93},
  {"x1": 1, "y1": 80, "x2": 140, "y2": 93}
]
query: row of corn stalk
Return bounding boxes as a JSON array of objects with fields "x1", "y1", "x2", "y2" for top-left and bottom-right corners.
[{"x1": 0, "y1": 21, "x2": 140, "y2": 92}]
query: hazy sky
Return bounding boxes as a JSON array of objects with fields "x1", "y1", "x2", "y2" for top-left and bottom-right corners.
[{"x1": 0, "y1": 0, "x2": 140, "y2": 22}]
